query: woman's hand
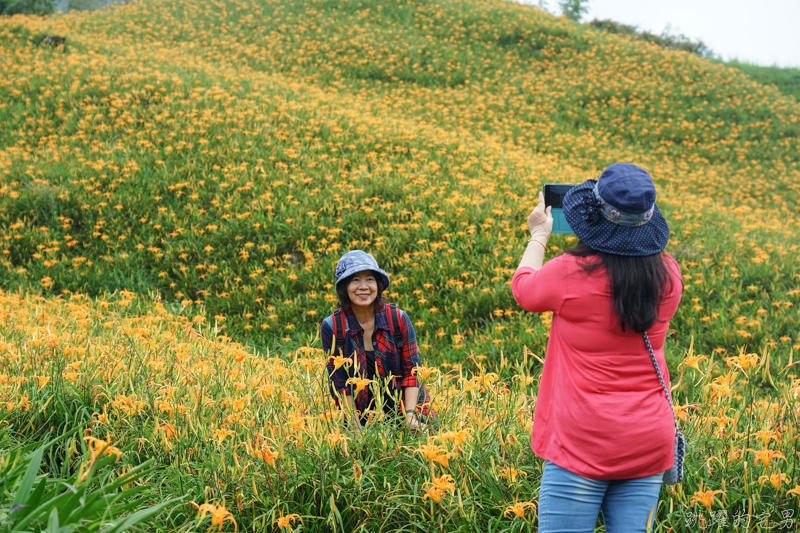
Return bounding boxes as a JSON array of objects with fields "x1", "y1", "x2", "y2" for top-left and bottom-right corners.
[
  {"x1": 528, "y1": 191, "x2": 554, "y2": 242},
  {"x1": 405, "y1": 411, "x2": 425, "y2": 432},
  {"x1": 402, "y1": 386, "x2": 421, "y2": 431},
  {"x1": 518, "y1": 191, "x2": 554, "y2": 271}
]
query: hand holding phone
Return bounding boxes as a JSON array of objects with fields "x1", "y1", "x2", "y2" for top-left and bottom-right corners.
[
  {"x1": 528, "y1": 191, "x2": 553, "y2": 238},
  {"x1": 543, "y1": 183, "x2": 579, "y2": 234}
]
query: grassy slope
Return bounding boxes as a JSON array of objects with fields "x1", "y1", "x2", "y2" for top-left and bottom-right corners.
[
  {"x1": 724, "y1": 59, "x2": 800, "y2": 101},
  {"x1": 0, "y1": 0, "x2": 798, "y2": 364},
  {"x1": 588, "y1": 18, "x2": 800, "y2": 102}
]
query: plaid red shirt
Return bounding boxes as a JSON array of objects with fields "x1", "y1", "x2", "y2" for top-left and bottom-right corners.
[{"x1": 321, "y1": 305, "x2": 432, "y2": 419}]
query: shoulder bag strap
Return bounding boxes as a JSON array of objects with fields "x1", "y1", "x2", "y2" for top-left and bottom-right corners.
[
  {"x1": 643, "y1": 332, "x2": 678, "y2": 429},
  {"x1": 386, "y1": 304, "x2": 404, "y2": 352},
  {"x1": 332, "y1": 310, "x2": 354, "y2": 379},
  {"x1": 331, "y1": 309, "x2": 347, "y2": 356}
]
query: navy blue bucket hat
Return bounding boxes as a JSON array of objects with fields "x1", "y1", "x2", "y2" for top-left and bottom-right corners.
[
  {"x1": 562, "y1": 163, "x2": 669, "y2": 256},
  {"x1": 334, "y1": 250, "x2": 391, "y2": 289}
]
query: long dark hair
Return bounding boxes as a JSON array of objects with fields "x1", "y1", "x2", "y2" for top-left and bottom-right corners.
[
  {"x1": 566, "y1": 242, "x2": 674, "y2": 333},
  {"x1": 335, "y1": 271, "x2": 387, "y2": 312}
]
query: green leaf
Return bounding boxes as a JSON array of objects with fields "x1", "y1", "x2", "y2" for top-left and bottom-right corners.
[
  {"x1": 73, "y1": 490, "x2": 148, "y2": 523},
  {"x1": 14, "y1": 484, "x2": 85, "y2": 531},
  {"x1": 100, "y1": 498, "x2": 181, "y2": 533},
  {"x1": 47, "y1": 507, "x2": 60, "y2": 533},
  {"x1": 11, "y1": 446, "x2": 44, "y2": 509},
  {"x1": 14, "y1": 478, "x2": 49, "y2": 520}
]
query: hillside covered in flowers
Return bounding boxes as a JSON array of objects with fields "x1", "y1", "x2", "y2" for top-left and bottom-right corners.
[
  {"x1": 1, "y1": 0, "x2": 797, "y2": 359},
  {"x1": 1, "y1": 0, "x2": 799, "y2": 530}
]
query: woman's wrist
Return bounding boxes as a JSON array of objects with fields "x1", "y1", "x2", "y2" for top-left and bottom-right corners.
[
  {"x1": 530, "y1": 226, "x2": 550, "y2": 240},
  {"x1": 529, "y1": 229, "x2": 549, "y2": 247}
]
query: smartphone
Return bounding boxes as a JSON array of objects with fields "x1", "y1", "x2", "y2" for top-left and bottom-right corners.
[{"x1": 543, "y1": 183, "x2": 578, "y2": 234}]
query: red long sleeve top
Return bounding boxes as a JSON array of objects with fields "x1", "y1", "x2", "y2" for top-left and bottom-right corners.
[{"x1": 512, "y1": 252, "x2": 682, "y2": 480}]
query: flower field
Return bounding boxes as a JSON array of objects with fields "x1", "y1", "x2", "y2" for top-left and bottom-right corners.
[
  {"x1": 0, "y1": 0, "x2": 799, "y2": 530},
  {"x1": 4, "y1": 290, "x2": 800, "y2": 531}
]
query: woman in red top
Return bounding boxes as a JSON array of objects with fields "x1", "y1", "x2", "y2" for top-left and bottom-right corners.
[{"x1": 512, "y1": 164, "x2": 682, "y2": 533}]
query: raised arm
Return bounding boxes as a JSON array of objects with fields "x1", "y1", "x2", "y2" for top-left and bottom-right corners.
[{"x1": 518, "y1": 191, "x2": 554, "y2": 271}]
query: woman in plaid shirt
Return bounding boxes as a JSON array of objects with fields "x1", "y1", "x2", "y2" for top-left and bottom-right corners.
[{"x1": 321, "y1": 250, "x2": 431, "y2": 429}]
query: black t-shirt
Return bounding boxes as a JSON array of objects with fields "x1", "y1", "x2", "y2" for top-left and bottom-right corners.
[
  {"x1": 364, "y1": 339, "x2": 399, "y2": 416},
  {"x1": 364, "y1": 350, "x2": 377, "y2": 380},
  {"x1": 365, "y1": 335, "x2": 379, "y2": 379}
]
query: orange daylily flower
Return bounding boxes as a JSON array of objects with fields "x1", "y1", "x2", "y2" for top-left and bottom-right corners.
[
  {"x1": 274, "y1": 512, "x2": 301, "y2": 531},
  {"x1": 31, "y1": 375, "x2": 51, "y2": 389},
  {"x1": 759, "y1": 471, "x2": 788, "y2": 490},
  {"x1": 503, "y1": 500, "x2": 537, "y2": 519},
  {"x1": 160, "y1": 423, "x2": 177, "y2": 443},
  {"x1": 83, "y1": 436, "x2": 123, "y2": 462},
  {"x1": 673, "y1": 403, "x2": 700, "y2": 422},
  {"x1": 330, "y1": 354, "x2": 351, "y2": 371},
  {"x1": 422, "y1": 475, "x2": 455, "y2": 504},
  {"x1": 325, "y1": 430, "x2": 349, "y2": 454},
  {"x1": 435, "y1": 429, "x2": 472, "y2": 447},
  {"x1": 690, "y1": 489, "x2": 724, "y2": 509},
  {"x1": 498, "y1": 468, "x2": 528, "y2": 483},
  {"x1": 213, "y1": 428, "x2": 236, "y2": 444},
  {"x1": 681, "y1": 354, "x2": 707, "y2": 371},
  {"x1": 430, "y1": 474, "x2": 456, "y2": 492},
  {"x1": 747, "y1": 448, "x2": 786, "y2": 467},
  {"x1": 753, "y1": 429, "x2": 778, "y2": 446},
  {"x1": 423, "y1": 485, "x2": 446, "y2": 504},
  {"x1": 460, "y1": 378, "x2": 481, "y2": 393},
  {"x1": 706, "y1": 371, "x2": 739, "y2": 399},
  {"x1": 415, "y1": 443, "x2": 453, "y2": 468},
  {"x1": 250, "y1": 444, "x2": 278, "y2": 467},
  {"x1": 412, "y1": 366, "x2": 439, "y2": 380},
  {"x1": 477, "y1": 372, "x2": 499, "y2": 387},
  {"x1": 285, "y1": 413, "x2": 307, "y2": 432},
  {"x1": 725, "y1": 352, "x2": 760, "y2": 372},
  {"x1": 193, "y1": 502, "x2": 237, "y2": 532},
  {"x1": 346, "y1": 377, "x2": 373, "y2": 395}
]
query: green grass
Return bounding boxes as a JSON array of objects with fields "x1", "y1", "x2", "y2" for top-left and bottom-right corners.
[
  {"x1": 0, "y1": 420, "x2": 181, "y2": 533},
  {"x1": 4, "y1": 290, "x2": 800, "y2": 532},
  {"x1": 588, "y1": 16, "x2": 800, "y2": 101},
  {"x1": 723, "y1": 59, "x2": 800, "y2": 101}
]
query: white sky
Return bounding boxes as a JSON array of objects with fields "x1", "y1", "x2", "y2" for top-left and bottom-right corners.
[{"x1": 524, "y1": 0, "x2": 800, "y2": 68}]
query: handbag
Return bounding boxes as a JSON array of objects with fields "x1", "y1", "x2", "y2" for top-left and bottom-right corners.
[{"x1": 643, "y1": 332, "x2": 685, "y2": 485}]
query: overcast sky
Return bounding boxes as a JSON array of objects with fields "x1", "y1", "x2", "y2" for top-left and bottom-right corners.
[{"x1": 524, "y1": 0, "x2": 800, "y2": 68}]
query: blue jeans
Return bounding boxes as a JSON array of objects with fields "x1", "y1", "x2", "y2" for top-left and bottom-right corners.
[{"x1": 538, "y1": 461, "x2": 663, "y2": 533}]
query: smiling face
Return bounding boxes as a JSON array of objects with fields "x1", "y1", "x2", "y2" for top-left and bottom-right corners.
[{"x1": 346, "y1": 270, "x2": 379, "y2": 309}]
